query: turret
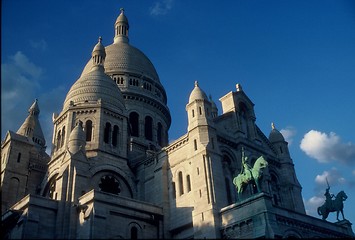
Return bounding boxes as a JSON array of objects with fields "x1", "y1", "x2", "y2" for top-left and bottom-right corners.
[
  {"x1": 91, "y1": 37, "x2": 106, "y2": 69},
  {"x1": 186, "y1": 81, "x2": 214, "y2": 132},
  {"x1": 268, "y1": 122, "x2": 290, "y2": 158},
  {"x1": 17, "y1": 99, "x2": 46, "y2": 151},
  {"x1": 219, "y1": 84, "x2": 257, "y2": 139}
]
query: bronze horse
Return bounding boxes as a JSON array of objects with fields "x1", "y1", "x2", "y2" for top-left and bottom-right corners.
[
  {"x1": 233, "y1": 156, "x2": 268, "y2": 198},
  {"x1": 318, "y1": 190, "x2": 347, "y2": 221}
]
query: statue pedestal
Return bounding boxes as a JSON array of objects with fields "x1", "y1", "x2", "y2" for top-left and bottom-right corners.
[
  {"x1": 219, "y1": 193, "x2": 355, "y2": 238},
  {"x1": 335, "y1": 220, "x2": 354, "y2": 236}
]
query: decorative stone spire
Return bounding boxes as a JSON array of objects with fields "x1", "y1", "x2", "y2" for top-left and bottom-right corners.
[
  {"x1": 114, "y1": 8, "x2": 129, "y2": 43},
  {"x1": 236, "y1": 83, "x2": 243, "y2": 92},
  {"x1": 91, "y1": 37, "x2": 106, "y2": 69},
  {"x1": 17, "y1": 99, "x2": 46, "y2": 149}
]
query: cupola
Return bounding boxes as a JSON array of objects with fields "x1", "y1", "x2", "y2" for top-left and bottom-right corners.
[
  {"x1": 114, "y1": 8, "x2": 129, "y2": 43},
  {"x1": 91, "y1": 36, "x2": 106, "y2": 69},
  {"x1": 269, "y1": 123, "x2": 286, "y2": 143},
  {"x1": 189, "y1": 81, "x2": 208, "y2": 103}
]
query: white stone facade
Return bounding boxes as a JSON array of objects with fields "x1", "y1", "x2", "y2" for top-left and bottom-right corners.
[{"x1": 1, "y1": 9, "x2": 353, "y2": 239}]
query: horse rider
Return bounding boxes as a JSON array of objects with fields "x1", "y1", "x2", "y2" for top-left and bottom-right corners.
[
  {"x1": 324, "y1": 187, "x2": 334, "y2": 209},
  {"x1": 240, "y1": 147, "x2": 251, "y2": 175}
]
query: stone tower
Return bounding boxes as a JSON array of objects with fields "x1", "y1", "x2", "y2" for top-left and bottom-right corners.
[{"x1": 1, "y1": 99, "x2": 50, "y2": 213}]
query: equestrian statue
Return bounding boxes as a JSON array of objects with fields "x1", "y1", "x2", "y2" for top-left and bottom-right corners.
[
  {"x1": 233, "y1": 147, "x2": 268, "y2": 199},
  {"x1": 317, "y1": 180, "x2": 348, "y2": 221}
]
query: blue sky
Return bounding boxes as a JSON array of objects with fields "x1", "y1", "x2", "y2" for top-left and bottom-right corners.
[{"x1": 2, "y1": 0, "x2": 355, "y2": 225}]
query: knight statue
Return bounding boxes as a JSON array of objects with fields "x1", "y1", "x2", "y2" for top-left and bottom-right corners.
[
  {"x1": 317, "y1": 180, "x2": 348, "y2": 221},
  {"x1": 233, "y1": 147, "x2": 268, "y2": 200}
]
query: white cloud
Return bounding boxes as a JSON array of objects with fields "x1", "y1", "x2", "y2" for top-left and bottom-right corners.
[
  {"x1": 300, "y1": 130, "x2": 355, "y2": 165},
  {"x1": 150, "y1": 0, "x2": 174, "y2": 16},
  {"x1": 280, "y1": 126, "x2": 296, "y2": 145}
]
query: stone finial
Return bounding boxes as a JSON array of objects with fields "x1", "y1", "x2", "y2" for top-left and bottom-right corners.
[
  {"x1": 194, "y1": 81, "x2": 199, "y2": 87},
  {"x1": 271, "y1": 122, "x2": 275, "y2": 130},
  {"x1": 236, "y1": 83, "x2": 243, "y2": 92},
  {"x1": 120, "y1": 8, "x2": 124, "y2": 13}
]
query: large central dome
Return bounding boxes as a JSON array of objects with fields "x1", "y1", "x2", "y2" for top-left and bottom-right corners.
[
  {"x1": 81, "y1": 42, "x2": 160, "y2": 83},
  {"x1": 81, "y1": 8, "x2": 171, "y2": 147}
]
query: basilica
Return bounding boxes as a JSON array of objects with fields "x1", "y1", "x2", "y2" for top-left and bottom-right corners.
[{"x1": 1, "y1": 9, "x2": 354, "y2": 239}]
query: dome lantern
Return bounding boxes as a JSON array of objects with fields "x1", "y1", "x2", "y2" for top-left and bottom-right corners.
[
  {"x1": 91, "y1": 37, "x2": 106, "y2": 70},
  {"x1": 114, "y1": 8, "x2": 129, "y2": 44}
]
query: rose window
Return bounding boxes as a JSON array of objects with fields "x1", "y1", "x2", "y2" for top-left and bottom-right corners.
[{"x1": 99, "y1": 175, "x2": 121, "y2": 195}]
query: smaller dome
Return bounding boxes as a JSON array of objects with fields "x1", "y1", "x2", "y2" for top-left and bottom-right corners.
[
  {"x1": 269, "y1": 123, "x2": 285, "y2": 143},
  {"x1": 92, "y1": 37, "x2": 106, "y2": 57},
  {"x1": 63, "y1": 68, "x2": 125, "y2": 111},
  {"x1": 68, "y1": 120, "x2": 86, "y2": 154},
  {"x1": 189, "y1": 81, "x2": 208, "y2": 103},
  {"x1": 63, "y1": 38, "x2": 125, "y2": 111}
]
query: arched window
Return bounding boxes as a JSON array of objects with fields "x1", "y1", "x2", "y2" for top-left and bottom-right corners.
[
  {"x1": 85, "y1": 120, "x2": 93, "y2": 141},
  {"x1": 144, "y1": 116, "x2": 153, "y2": 141},
  {"x1": 186, "y1": 175, "x2": 191, "y2": 192},
  {"x1": 17, "y1": 153, "x2": 21, "y2": 163},
  {"x1": 112, "y1": 125, "x2": 119, "y2": 147},
  {"x1": 56, "y1": 130, "x2": 62, "y2": 150},
  {"x1": 129, "y1": 112, "x2": 139, "y2": 137},
  {"x1": 61, "y1": 126, "x2": 65, "y2": 147},
  {"x1": 194, "y1": 139, "x2": 198, "y2": 151},
  {"x1": 131, "y1": 226, "x2": 138, "y2": 240},
  {"x1": 157, "y1": 122, "x2": 163, "y2": 146},
  {"x1": 178, "y1": 171, "x2": 184, "y2": 196},
  {"x1": 104, "y1": 122, "x2": 111, "y2": 144}
]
